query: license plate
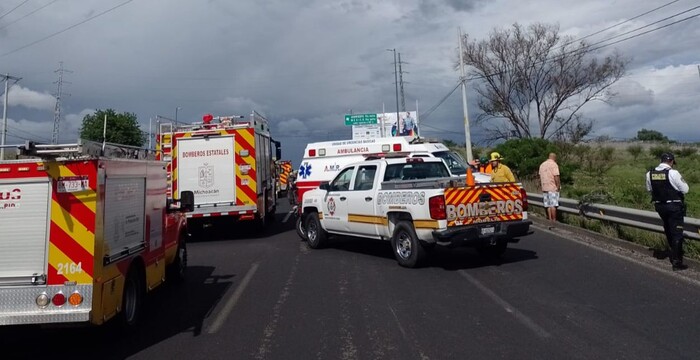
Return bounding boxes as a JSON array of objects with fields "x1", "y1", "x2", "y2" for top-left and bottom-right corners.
[
  {"x1": 480, "y1": 226, "x2": 495, "y2": 235},
  {"x1": 57, "y1": 177, "x2": 89, "y2": 193}
]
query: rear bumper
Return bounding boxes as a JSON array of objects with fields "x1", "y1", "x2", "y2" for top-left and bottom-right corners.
[{"x1": 431, "y1": 220, "x2": 532, "y2": 247}]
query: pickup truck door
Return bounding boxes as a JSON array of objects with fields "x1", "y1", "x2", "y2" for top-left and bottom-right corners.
[
  {"x1": 322, "y1": 166, "x2": 354, "y2": 232},
  {"x1": 346, "y1": 165, "x2": 380, "y2": 236}
]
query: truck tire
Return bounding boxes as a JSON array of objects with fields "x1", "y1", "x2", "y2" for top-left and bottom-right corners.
[
  {"x1": 167, "y1": 238, "x2": 187, "y2": 283},
  {"x1": 391, "y1": 221, "x2": 426, "y2": 268},
  {"x1": 121, "y1": 266, "x2": 145, "y2": 327},
  {"x1": 305, "y1": 212, "x2": 327, "y2": 249},
  {"x1": 296, "y1": 214, "x2": 307, "y2": 241},
  {"x1": 477, "y1": 239, "x2": 508, "y2": 258}
]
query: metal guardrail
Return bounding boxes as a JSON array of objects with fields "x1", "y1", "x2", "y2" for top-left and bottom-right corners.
[{"x1": 527, "y1": 193, "x2": 700, "y2": 241}]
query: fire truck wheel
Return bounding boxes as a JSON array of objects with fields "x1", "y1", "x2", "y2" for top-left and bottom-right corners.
[
  {"x1": 121, "y1": 266, "x2": 145, "y2": 327},
  {"x1": 296, "y1": 214, "x2": 307, "y2": 241},
  {"x1": 305, "y1": 212, "x2": 327, "y2": 249},
  {"x1": 476, "y1": 239, "x2": 508, "y2": 258},
  {"x1": 167, "y1": 239, "x2": 187, "y2": 283},
  {"x1": 391, "y1": 221, "x2": 426, "y2": 268}
]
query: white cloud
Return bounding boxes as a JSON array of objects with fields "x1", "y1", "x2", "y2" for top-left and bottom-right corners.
[{"x1": 7, "y1": 86, "x2": 55, "y2": 111}]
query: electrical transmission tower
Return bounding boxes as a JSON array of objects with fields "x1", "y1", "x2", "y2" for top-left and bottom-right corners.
[
  {"x1": 52, "y1": 62, "x2": 72, "y2": 144},
  {"x1": 398, "y1": 53, "x2": 408, "y2": 112}
]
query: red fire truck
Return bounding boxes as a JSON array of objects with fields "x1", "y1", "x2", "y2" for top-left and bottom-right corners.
[
  {"x1": 157, "y1": 112, "x2": 280, "y2": 232},
  {"x1": 0, "y1": 140, "x2": 193, "y2": 326}
]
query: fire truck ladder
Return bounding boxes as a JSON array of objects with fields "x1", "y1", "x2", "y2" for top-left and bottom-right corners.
[{"x1": 18, "y1": 139, "x2": 156, "y2": 160}]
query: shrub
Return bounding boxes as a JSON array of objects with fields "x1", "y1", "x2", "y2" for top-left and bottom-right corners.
[
  {"x1": 627, "y1": 145, "x2": 644, "y2": 160},
  {"x1": 581, "y1": 146, "x2": 614, "y2": 179},
  {"x1": 649, "y1": 145, "x2": 673, "y2": 158},
  {"x1": 678, "y1": 147, "x2": 697, "y2": 157}
]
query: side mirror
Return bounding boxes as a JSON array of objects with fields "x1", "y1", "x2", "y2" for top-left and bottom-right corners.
[
  {"x1": 319, "y1": 182, "x2": 330, "y2": 191},
  {"x1": 276, "y1": 148, "x2": 282, "y2": 161},
  {"x1": 180, "y1": 191, "x2": 195, "y2": 212}
]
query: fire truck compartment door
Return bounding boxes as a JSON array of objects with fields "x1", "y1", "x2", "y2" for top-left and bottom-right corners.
[
  {"x1": 177, "y1": 136, "x2": 236, "y2": 205},
  {"x1": 0, "y1": 179, "x2": 50, "y2": 285},
  {"x1": 104, "y1": 177, "x2": 146, "y2": 259}
]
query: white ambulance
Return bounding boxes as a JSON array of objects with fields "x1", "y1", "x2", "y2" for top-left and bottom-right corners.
[{"x1": 293, "y1": 137, "x2": 488, "y2": 206}]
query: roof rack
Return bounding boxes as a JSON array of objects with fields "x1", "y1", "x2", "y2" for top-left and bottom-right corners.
[{"x1": 18, "y1": 139, "x2": 155, "y2": 160}]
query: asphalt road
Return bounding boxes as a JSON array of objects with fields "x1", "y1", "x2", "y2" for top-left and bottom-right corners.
[{"x1": 5, "y1": 204, "x2": 700, "y2": 360}]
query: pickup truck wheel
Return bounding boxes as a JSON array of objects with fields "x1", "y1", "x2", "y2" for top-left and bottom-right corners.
[
  {"x1": 477, "y1": 240, "x2": 507, "y2": 258},
  {"x1": 305, "y1": 212, "x2": 327, "y2": 249},
  {"x1": 121, "y1": 267, "x2": 145, "y2": 327},
  {"x1": 391, "y1": 221, "x2": 425, "y2": 268},
  {"x1": 167, "y1": 239, "x2": 187, "y2": 283},
  {"x1": 296, "y1": 214, "x2": 308, "y2": 241}
]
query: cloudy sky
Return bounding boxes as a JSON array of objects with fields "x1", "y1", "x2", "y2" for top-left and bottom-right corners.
[{"x1": 1, "y1": 0, "x2": 698, "y2": 165}]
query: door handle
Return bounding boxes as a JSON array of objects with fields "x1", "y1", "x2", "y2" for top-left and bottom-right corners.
[
  {"x1": 365, "y1": 197, "x2": 373, "y2": 201},
  {"x1": 340, "y1": 197, "x2": 347, "y2": 201}
]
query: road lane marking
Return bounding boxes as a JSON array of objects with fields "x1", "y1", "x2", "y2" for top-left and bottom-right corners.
[
  {"x1": 207, "y1": 262, "x2": 260, "y2": 334},
  {"x1": 459, "y1": 270, "x2": 552, "y2": 339},
  {"x1": 388, "y1": 304, "x2": 430, "y2": 360},
  {"x1": 255, "y1": 254, "x2": 300, "y2": 360}
]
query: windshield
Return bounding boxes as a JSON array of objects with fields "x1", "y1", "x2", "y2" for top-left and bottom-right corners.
[{"x1": 432, "y1": 151, "x2": 467, "y2": 175}]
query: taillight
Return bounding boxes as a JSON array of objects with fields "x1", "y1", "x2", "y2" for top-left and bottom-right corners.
[
  {"x1": 68, "y1": 292, "x2": 83, "y2": 306},
  {"x1": 52, "y1": 292, "x2": 66, "y2": 307},
  {"x1": 393, "y1": 143, "x2": 402, "y2": 151},
  {"x1": 521, "y1": 188, "x2": 529, "y2": 211},
  {"x1": 308, "y1": 149, "x2": 316, "y2": 157},
  {"x1": 429, "y1": 195, "x2": 446, "y2": 220}
]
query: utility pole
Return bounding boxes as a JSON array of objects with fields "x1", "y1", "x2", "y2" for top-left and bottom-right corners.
[
  {"x1": 387, "y1": 48, "x2": 400, "y2": 136},
  {"x1": 458, "y1": 28, "x2": 473, "y2": 163},
  {"x1": 52, "y1": 62, "x2": 72, "y2": 144},
  {"x1": 1, "y1": 73, "x2": 22, "y2": 160},
  {"x1": 398, "y1": 53, "x2": 407, "y2": 112},
  {"x1": 175, "y1": 106, "x2": 181, "y2": 126}
]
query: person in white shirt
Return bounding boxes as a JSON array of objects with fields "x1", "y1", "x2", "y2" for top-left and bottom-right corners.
[{"x1": 645, "y1": 153, "x2": 690, "y2": 270}]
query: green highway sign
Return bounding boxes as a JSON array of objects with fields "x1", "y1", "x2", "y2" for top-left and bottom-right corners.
[{"x1": 344, "y1": 113, "x2": 377, "y2": 126}]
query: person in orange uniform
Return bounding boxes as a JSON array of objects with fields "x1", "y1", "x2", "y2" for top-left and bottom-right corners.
[
  {"x1": 478, "y1": 156, "x2": 492, "y2": 174},
  {"x1": 489, "y1": 152, "x2": 515, "y2": 182}
]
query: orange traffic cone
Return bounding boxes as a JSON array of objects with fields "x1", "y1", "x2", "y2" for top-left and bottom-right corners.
[{"x1": 466, "y1": 166, "x2": 475, "y2": 187}]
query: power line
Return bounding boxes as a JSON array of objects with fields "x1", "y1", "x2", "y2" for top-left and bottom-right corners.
[
  {"x1": 585, "y1": 5, "x2": 700, "y2": 50},
  {"x1": 562, "y1": 0, "x2": 681, "y2": 47},
  {"x1": 0, "y1": 0, "x2": 30, "y2": 21},
  {"x1": 418, "y1": 82, "x2": 461, "y2": 122},
  {"x1": 0, "y1": 0, "x2": 60, "y2": 32},
  {"x1": 1, "y1": 0, "x2": 134, "y2": 57},
  {"x1": 7, "y1": 124, "x2": 53, "y2": 143}
]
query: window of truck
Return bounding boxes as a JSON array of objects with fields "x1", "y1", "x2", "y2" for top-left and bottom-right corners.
[
  {"x1": 384, "y1": 162, "x2": 450, "y2": 181},
  {"x1": 353, "y1": 165, "x2": 377, "y2": 191},
  {"x1": 330, "y1": 167, "x2": 355, "y2": 191},
  {"x1": 432, "y1": 151, "x2": 467, "y2": 174}
]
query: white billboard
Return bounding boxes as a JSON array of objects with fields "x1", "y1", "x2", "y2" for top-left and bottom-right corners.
[{"x1": 351, "y1": 111, "x2": 419, "y2": 140}]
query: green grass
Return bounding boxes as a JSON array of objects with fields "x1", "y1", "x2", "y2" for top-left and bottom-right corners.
[{"x1": 523, "y1": 144, "x2": 700, "y2": 260}]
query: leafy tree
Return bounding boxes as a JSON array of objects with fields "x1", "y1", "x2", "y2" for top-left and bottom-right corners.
[
  {"x1": 636, "y1": 128, "x2": 668, "y2": 142},
  {"x1": 442, "y1": 139, "x2": 459, "y2": 148},
  {"x1": 80, "y1": 109, "x2": 145, "y2": 147},
  {"x1": 492, "y1": 138, "x2": 574, "y2": 184},
  {"x1": 459, "y1": 23, "x2": 627, "y2": 141}
]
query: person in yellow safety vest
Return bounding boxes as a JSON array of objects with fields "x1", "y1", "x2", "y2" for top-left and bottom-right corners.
[
  {"x1": 478, "y1": 156, "x2": 493, "y2": 174},
  {"x1": 489, "y1": 152, "x2": 516, "y2": 182}
]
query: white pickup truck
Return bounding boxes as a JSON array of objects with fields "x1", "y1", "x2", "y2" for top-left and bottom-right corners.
[{"x1": 299, "y1": 156, "x2": 532, "y2": 267}]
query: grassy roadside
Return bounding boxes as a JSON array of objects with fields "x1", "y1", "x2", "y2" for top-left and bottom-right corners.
[{"x1": 517, "y1": 143, "x2": 700, "y2": 260}]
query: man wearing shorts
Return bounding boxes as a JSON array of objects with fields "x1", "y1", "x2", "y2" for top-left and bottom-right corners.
[{"x1": 539, "y1": 153, "x2": 560, "y2": 224}]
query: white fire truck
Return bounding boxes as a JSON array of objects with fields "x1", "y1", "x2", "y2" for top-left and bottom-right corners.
[
  {"x1": 0, "y1": 140, "x2": 193, "y2": 326},
  {"x1": 157, "y1": 112, "x2": 281, "y2": 232}
]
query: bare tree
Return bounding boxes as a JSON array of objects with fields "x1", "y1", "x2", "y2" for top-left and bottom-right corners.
[{"x1": 460, "y1": 23, "x2": 627, "y2": 140}]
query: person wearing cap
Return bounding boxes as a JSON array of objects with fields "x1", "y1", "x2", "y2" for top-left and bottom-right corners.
[
  {"x1": 646, "y1": 153, "x2": 690, "y2": 271},
  {"x1": 478, "y1": 155, "x2": 493, "y2": 174},
  {"x1": 489, "y1": 152, "x2": 515, "y2": 182}
]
